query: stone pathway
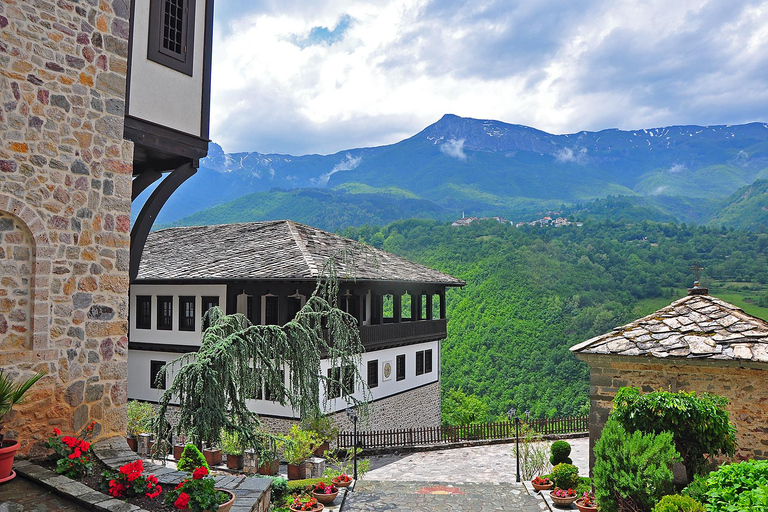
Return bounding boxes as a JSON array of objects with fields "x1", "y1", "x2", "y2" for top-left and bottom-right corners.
[
  {"x1": 0, "y1": 475, "x2": 91, "y2": 512},
  {"x1": 344, "y1": 481, "x2": 546, "y2": 512}
]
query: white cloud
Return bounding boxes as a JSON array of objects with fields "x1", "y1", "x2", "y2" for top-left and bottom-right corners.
[
  {"x1": 668, "y1": 164, "x2": 687, "y2": 174},
  {"x1": 555, "y1": 147, "x2": 587, "y2": 164},
  {"x1": 210, "y1": 0, "x2": 768, "y2": 155},
  {"x1": 315, "y1": 153, "x2": 363, "y2": 185},
  {"x1": 440, "y1": 139, "x2": 467, "y2": 160}
]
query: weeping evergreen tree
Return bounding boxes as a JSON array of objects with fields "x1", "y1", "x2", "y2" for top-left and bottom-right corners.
[{"x1": 152, "y1": 255, "x2": 370, "y2": 451}]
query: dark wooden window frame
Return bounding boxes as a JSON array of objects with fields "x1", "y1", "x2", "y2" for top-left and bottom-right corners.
[
  {"x1": 367, "y1": 359, "x2": 378, "y2": 388},
  {"x1": 147, "y1": 0, "x2": 196, "y2": 76},
  {"x1": 136, "y1": 295, "x2": 152, "y2": 329},
  {"x1": 178, "y1": 296, "x2": 195, "y2": 331},
  {"x1": 202, "y1": 295, "x2": 219, "y2": 331},
  {"x1": 396, "y1": 354, "x2": 406, "y2": 381},
  {"x1": 415, "y1": 350, "x2": 424, "y2": 376},
  {"x1": 425, "y1": 349, "x2": 433, "y2": 374},
  {"x1": 150, "y1": 360, "x2": 166, "y2": 389},
  {"x1": 156, "y1": 295, "x2": 173, "y2": 330}
]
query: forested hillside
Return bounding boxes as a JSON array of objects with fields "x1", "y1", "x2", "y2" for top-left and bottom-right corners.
[{"x1": 341, "y1": 220, "x2": 768, "y2": 421}]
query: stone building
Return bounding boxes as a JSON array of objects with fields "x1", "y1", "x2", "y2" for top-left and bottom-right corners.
[
  {"x1": 571, "y1": 286, "x2": 768, "y2": 470},
  {"x1": 127, "y1": 220, "x2": 464, "y2": 431},
  {"x1": 0, "y1": 0, "x2": 213, "y2": 455}
]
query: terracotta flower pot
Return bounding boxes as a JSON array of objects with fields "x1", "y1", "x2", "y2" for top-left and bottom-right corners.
[
  {"x1": 531, "y1": 481, "x2": 553, "y2": 491},
  {"x1": 217, "y1": 489, "x2": 236, "y2": 512},
  {"x1": 226, "y1": 453, "x2": 243, "y2": 470},
  {"x1": 289, "y1": 503, "x2": 324, "y2": 512},
  {"x1": 312, "y1": 441, "x2": 329, "y2": 457},
  {"x1": 126, "y1": 437, "x2": 138, "y2": 452},
  {"x1": 312, "y1": 490, "x2": 338, "y2": 504},
  {"x1": 204, "y1": 448, "x2": 222, "y2": 466},
  {"x1": 575, "y1": 498, "x2": 598, "y2": 512},
  {"x1": 287, "y1": 462, "x2": 306, "y2": 480},
  {"x1": 0, "y1": 440, "x2": 20, "y2": 482},
  {"x1": 332, "y1": 476, "x2": 352, "y2": 488},
  {"x1": 174, "y1": 444, "x2": 185, "y2": 460},
  {"x1": 258, "y1": 459, "x2": 279, "y2": 476},
  {"x1": 550, "y1": 491, "x2": 578, "y2": 507}
]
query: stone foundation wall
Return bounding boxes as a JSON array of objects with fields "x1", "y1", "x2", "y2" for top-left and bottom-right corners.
[
  {"x1": 582, "y1": 355, "x2": 768, "y2": 471},
  {"x1": 0, "y1": 0, "x2": 132, "y2": 455}
]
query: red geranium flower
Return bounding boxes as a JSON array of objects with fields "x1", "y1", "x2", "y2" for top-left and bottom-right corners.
[
  {"x1": 53, "y1": 428, "x2": 61, "y2": 436},
  {"x1": 175, "y1": 492, "x2": 191, "y2": 509},
  {"x1": 192, "y1": 466, "x2": 208, "y2": 480}
]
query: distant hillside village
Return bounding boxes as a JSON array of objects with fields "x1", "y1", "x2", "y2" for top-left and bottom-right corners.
[{"x1": 451, "y1": 213, "x2": 583, "y2": 228}]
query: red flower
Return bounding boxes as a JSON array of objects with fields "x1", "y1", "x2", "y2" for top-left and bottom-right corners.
[
  {"x1": 79, "y1": 441, "x2": 90, "y2": 451},
  {"x1": 192, "y1": 466, "x2": 208, "y2": 480},
  {"x1": 146, "y1": 485, "x2": 162, "y2": 498},
  {"x1": 53, "y1": 428, "x2": 61, "y2": 436},
  {"x1": 62, "y1": 436, "x2": 78, "y2": 448},
  {"x1": 175, "y1": 492, "x2": 191, "y2": 509}
]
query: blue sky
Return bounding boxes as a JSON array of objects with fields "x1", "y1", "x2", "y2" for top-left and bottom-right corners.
[{"x1": 209, "y1": 0, "x2": 768, "y2": 156}]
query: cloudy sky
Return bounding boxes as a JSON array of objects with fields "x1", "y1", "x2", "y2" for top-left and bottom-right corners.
[{"x1": 209, "y1": 0, "x2": 768, "y2": 156}]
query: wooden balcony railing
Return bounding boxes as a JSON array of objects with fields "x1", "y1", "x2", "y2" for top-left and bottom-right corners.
[{"x1": 359, "y1": 319, "x2": 447, "y2": 349}]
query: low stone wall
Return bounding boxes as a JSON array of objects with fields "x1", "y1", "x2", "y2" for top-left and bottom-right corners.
[{"x1": 582, "y1": 354, "x2": 768, "y2": 470}]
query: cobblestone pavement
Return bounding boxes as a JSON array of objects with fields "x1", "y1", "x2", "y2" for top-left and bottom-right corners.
[
  {"x1": 363, "y1": 437, "x2": 589, "y2": 483},
  {"x1": 0, "y1": 476, "x2": 90, "y2": 512},
  {"x1": 344, "y1": 481, "x2": 547, "y2": 512}
]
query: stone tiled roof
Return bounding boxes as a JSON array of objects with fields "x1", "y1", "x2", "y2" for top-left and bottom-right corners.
[
  {"x1": 136, "y1": 220, "x2": 465, "y2": 286},
  {"x1": 570, "y1": 294, "x2": 768, "y2": 363}
]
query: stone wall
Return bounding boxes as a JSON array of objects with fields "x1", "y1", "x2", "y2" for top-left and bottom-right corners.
[
  {"x1": 258, "y1": 382, "x2": 442, "y2": 437},
  {"x1": 581, "y1": 354, "x2": 768, "y2": 471},
  {"x1": 0, "y1": 0, "x2": 132, "y2": 455}
]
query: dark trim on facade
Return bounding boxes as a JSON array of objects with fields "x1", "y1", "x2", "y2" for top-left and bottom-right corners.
[
  {"x1": 130, "y1": 163, "x2": 197, "y2": 281},
  {"x1": 131, "y1": 170, "x2": 162, "y2": 200},
  {"x1": 129, "y1": 342, "x2": 201, "y2": 353},
  {"x1": 200, "y1": 0, "x2": 214, "y2": 140},
  {"x1": 125, "y1": 116, "x2": 208, "y2": 174}
]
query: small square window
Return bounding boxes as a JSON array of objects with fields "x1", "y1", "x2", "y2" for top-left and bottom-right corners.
[
  {"x1": 157, "y1": 296, "x2": 173, "y2": 330},
  {"x1": 367, "y1": 360, "x2": 378, "y2": 388},
  {"x1": 202, "y1": 296, "x2": 219, "y2": 331},
  {"x1": 150, "y1": 360, "x2": 166, "y2": 389},
  {"x1": 264, "y1": 295, "x2": 279, "y2": 325},
  {"x1": 136, "y1": 296, "x2": 152, "y2": 329},
  {"x1": 179, "y1": 296, "x2": 195, "y2": 331},
  {"x1": 147, "y1": 0, "x2": 196, "y2": 76},
  {"x1": 396, "y1": 354, "x2": 405, "y2": 381},
  {"x1": 416, "y1": 350, "x2": 424, "y2": 376},
  {"x1": 425, "y1": 349, "x2": 433, "y2": 374}
]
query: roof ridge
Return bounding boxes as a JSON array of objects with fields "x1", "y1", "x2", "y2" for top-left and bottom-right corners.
[{"x1": 285, "y1": 220, "x2": 319, "y2": 277}]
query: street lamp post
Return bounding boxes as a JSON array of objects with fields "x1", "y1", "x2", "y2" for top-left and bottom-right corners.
[
  {"x1": 347, "y1": 407, "x2": 359, "y2": 481},
  {"x1": 508, "y1": 407, "x2": 520, "y2": 483}
]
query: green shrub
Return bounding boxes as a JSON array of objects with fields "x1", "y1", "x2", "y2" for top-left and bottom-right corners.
[
  {"x1": 550, "y1": 463, "x2": 579, "y2": 490},
  {"x1": 126, "y1": 400, "x2": 154, "y2": 437},
  {"x1": 593, "y1": 417, "x2": 681, "y2": 512},
  {"x1": 611, "y1": 387, "x2": 736, "y2": 480},
  {"x1": 550, "y1": 440, "x2": 572, "y2": 465},
  {"x1": 704, "y1": 460, "x2": 768, "y2": 512},
  {"x1": 651, "y1": 494, "x2": 705, "y2": 512},
  {"x1": 681, "y1": 473, "x2": 709, "y2": 505},
  {"x1": 178, "y1": 444, "x2": 209, "y2": 472},
  {"x1": 270, "y1": 477, "x2": 289, "y2": 504}
]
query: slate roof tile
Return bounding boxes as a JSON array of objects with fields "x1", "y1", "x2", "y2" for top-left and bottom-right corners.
[
  {"x1": 570, "y1": 293, "x2": 768, "y2": 363},
  {"x1": 136, "y1": 220, "x2": 465, "y2": 286}
]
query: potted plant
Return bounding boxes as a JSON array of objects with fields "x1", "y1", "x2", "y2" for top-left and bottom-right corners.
[
  {"x1": 280, "y1": 425, "x2": 321, "y2": 480},
  {"x1": 303, "y1": 415, "x2": 338, "y2": 457},
  {"x1": 0, "y1": 369, "x2": 45, "y2": 482},
  {"x1": 550, "y1": 487, "x2": 578, "y2": 507},
  {"x1": 164, "y1": 465, "x2": 235, "y2": 512},
  {"x1": 222, "y1": 430, "x2": 243, "y2": 470},
  {"x1": 203, "y1": 445, "x2": 222, "y2": 467},
  {"x1": 575, "y1": 491, "x2": 599, "y2": 511},
  {"x1": 331, "y1": 473, "x2": 353, "y2": 488},
  {"x1": 126, "y1": 400, "x2": 153, "y2": 452},
  {"x1": 258, "y1": 443, "x2": 280, "y2": 476},
  {"x1": 531, "y1": 476, "x2": 553, "y2": 491},
  {"x1": 289, "y1": 496, "x2": 324, "y2": 512},
  {"x1": 174, "y1": 434, "x2": 188, "y2": 460},
  {"x1": 310, "y1": 481, "x2": 339, "y2": 504}
]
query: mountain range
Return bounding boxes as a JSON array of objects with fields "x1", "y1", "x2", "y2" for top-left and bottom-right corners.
[{"x1": 135, "y1": 115, "x2": 768, "y2": 231}]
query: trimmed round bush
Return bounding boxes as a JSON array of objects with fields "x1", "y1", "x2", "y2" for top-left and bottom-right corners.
[
  {"x1": 652, "y1": 494, "x2": 705, "y2": 512},
  {"x1": 550, "y1": 440, "x2": 572, "y2": 465},
  {"x1": 178, "y1": 443, "x2": 209, "y2": 472},
  {"x1": 550, "y1": 462, "x2": 579, "y2": 490}
]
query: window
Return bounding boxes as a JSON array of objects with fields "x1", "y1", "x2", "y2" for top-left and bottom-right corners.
[
  {"x1": 383, "y1": 294, "x2": 394, "y2": 323},
  {"x1": 202, "y1": 296, "x2": 219, "y2": 331},
  {"x1": 401, "y1": 293, "x2": 412, "y2": 321},
  {"x1": 246, "y1": 369, "x2": 263, "y2": 400},
  {"x1": 147, "y1": 0, "x2": 196, "y2": 76},
  {"x1": 367, "y1": 360, "x2": 378, "y2": 388},
  {"x1": 264, "y1": 295, "x2": 278, "y2": 325},
  {"x1": 136, "y1": 296, "x2": 152, "y2": 329},
  {"x1": 328, "y1": 366, "x2": 354, "y2": 398},
  {"x1": 342, "y1": 366, "x2": 354, "y2": 396},
  {"x1": 286, "y1": 296, "x2": 302, "y2": 323},
  {"x1": 396, "y1": 354, "x2": 405, "y2": 381},
  {"x1": 179, "y1": 296, "x2": 195, "y2": 331},
  {"x1": 327, "y1": 367, "x2": 341, "y2": 399},
  {"x1": 416, "y1": 350, "x2": 424, "y2": 376},
  {"x1": 150, "y1": 360, "x2": 166, "y2": 389},
  {"x1": 425, "y1": 349, "x2": 433, "y2": 374},
  {"x1": 157, "y1": 296, "x2": 173, "y2": 330},
  {"x1": 247, "y1": 295, "x2": 254, "y2": 323}
]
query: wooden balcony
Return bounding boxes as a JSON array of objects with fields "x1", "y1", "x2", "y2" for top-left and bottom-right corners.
[{"x1": 359, "y1": 319, "x2": 447, "y2": 350}]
